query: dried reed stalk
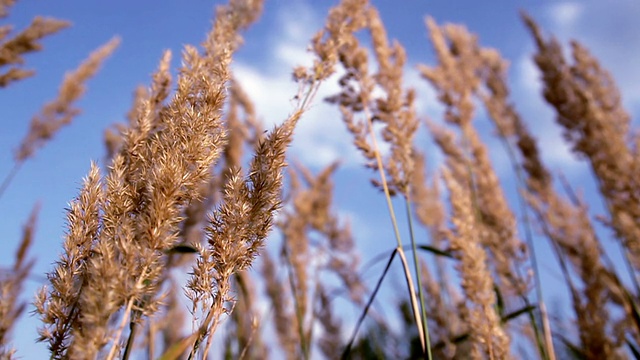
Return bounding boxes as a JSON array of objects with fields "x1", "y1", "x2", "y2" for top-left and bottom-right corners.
[
  {"x1": 34, "y1": 163, "x2": 103, "y2": 357},
  {"x1": 213, "y1": 76, "x2": 266, "y2": 360},
  {"x1": 225, "y1": 270, "x2": 267, "y2": 359},
  {"x1": 274, "y1": 162, "x2": 364, "y2": 358},
  {"x1": 420, "y1": 17, "x2": 530, "y2": 301},
  {"x1": 411, "y1": 154, "x2": 469, "y2": 358},
  {"x1": 323, "y1": 0, "x2": 430, "y2": 354},
  {"x1": 479, "y1": 21, "x2": 558, "y2": 360},
  {"x1": 15, "y1": 37, "x2": 119, "y2": 162},
  {"x1": 262, "y1": 251, "x2": 299, "y2": 360},
  {"x1": 523, "y1": 14, "x2": 640, "y2": 278}
]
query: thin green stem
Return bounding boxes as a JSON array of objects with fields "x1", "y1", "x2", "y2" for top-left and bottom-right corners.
[
  {"x1": 405, "y1": 198, "x2": 432, "y2": 359},
  {"x1": 495, "y1": 132, "x2": 556, "y2": 360},
  {"x1": 341, "y1": 249, "x2": 398, "y2": 359}
]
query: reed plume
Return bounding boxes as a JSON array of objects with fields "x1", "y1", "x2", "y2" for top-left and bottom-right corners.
[{"x1": 0, "y1": 1, "x2": 69, "y2": 87}]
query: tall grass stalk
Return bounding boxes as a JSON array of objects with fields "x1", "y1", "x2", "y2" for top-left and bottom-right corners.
[{"x1": 364, "y1": 105, "x2": 429, "y2": 356}]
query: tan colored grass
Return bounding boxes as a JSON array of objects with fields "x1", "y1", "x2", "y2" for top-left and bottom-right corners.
[
  {"x1": 34, "y1": 0, "x2": 263, "y2": 357},
  {"x1": 524, "y1": 14, "x2": 640, "y2": 277},
  {"x1": 0, "y1": 37, "x2": 118, "y2": 202},
  {"x1": 15, "y1": 38, "x2": 119, "y2": 162},
  {"x1": 0, "y1": 6, "x2": 69, "y2": 87},
  {"x1": 442, "y1": 167, "x2": 511, "y2": 359},
  {"x1": 3, "y1": 1, "x2": 640, "y2": 359},
  {"x1": 271, "y1": 161, "x2": 364, "y2": 358},
  {"x1": 323, "y1": 0, "x2": 433, "y2": 355},
  {"x1": 0, "y1": 205, "x2": 37, "y2": 359},
  {"x1": 262, "y1": 251, "x2": 299, "y2": 359}
]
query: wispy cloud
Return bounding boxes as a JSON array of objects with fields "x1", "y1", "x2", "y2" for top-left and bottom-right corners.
[{"x1": 546, "y1": 2, "x2": 584, "y2": 31}]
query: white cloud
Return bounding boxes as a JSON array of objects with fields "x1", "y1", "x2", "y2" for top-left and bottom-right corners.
[
  {"x1": 516, "y1": 54, "x2": 540, "y2": 96},
  {"x1": 277, "y1": 0, "x2": 319, "y2": 44},
  {"x1": 547, "y1": 2, "x2": 584, "y2": 30}
]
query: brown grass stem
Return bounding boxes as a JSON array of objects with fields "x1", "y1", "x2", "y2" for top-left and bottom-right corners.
[
  {"x1": 0, "y1": 161, "x2": 21, "y2": 201},
  {"x1": 363, "y1": 104, "x2": 428, "y2": 356},
  {"x1": 106, "y1": 264, "x2": 151, "y2": 360}
]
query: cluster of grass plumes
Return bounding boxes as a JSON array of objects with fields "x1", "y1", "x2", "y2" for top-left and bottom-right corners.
[
  {"x1": 31, "y1": 0, "x2": 267, "y2": 354},
  {"x1": 2, "y1": 0, "x2": 640, "y2": 359}
]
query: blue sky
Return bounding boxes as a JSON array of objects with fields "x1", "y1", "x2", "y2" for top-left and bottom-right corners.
[{"x1": 2, "y1": 0, "x2": 640, "y2": 358}]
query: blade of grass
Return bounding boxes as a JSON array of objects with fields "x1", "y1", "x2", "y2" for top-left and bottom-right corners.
[
  {"x1": 624, "y1": 289, "x2": 640, "y2": 336},
  {"x1": 627, "y1": 338, "x2": 640, "y2": 360},
  {"x1": 502, "y1": 305, "x2": 537, "y2": 322},
  {"x1": 341, "y1": 248, "x2": 398, "y2": 359},
  {"x1": 362, "y1": 244, "x2": 453, "y2": 276},
  {"x1": 495, "y1": 130, "x2": 556, "y2": 360},
  {"x1": 158, "y1": 333, "x2": 200, "y2": 360},
  {"x1": 418, "y1": 244, "x2": 454, "y2": 258}
]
